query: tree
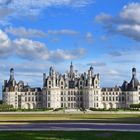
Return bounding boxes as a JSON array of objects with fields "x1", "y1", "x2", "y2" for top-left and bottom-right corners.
[{"x1": 0, "y1": 100, "x2": 2, "y2": 104}]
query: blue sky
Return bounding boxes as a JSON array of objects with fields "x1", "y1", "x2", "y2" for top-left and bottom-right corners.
[{"x1": 0, "y1": 0, "x2": 140, "y2": 96}]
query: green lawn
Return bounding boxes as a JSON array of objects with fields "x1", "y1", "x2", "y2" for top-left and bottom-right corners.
[
  {"x1": 0, "y1": 131, "x2": 139, "y2": 140},
  {"x1": 0, "y1": 113, "x2": 140, "y2": 123}
]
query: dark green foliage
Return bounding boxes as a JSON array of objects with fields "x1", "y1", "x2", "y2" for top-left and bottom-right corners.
[
  {"x1": 0, "y1": 131, "x2": 140, "y2": 140},
  {"x1": 130, "y1": 104, "x2": 140, "y2": 109},
  {"x1": 0, "y1": 100, "x2": 3, "y2": 104},
  {"x1": 0, "y1": 104, "x2": 15, "y2": 112}
]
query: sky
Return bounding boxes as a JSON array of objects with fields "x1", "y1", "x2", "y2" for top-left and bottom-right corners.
[{"x1": 1, "y1": 0, "x2": 140, "y2": 96}]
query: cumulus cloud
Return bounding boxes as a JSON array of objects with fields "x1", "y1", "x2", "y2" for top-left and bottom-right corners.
[
  {"x1": 95, "y1": 2, "x2": 140, "y2": 41},
  {"x1": 5, "y1": 27, "x2": 46, "y2": 38},
  {"x1": 50, "y1": 48, "x2": 86, "y2": 62},
  {"x1": 0, "y1": 29, "x2": 12, "y2": 57},
  {"x1": 13, "y1": 38, "x2": 50, "y2": 60},
  {"x1": 0, "y1": 29, "x2": 86, "y2": 62}
]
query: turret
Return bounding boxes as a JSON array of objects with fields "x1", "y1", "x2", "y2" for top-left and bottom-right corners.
[
  {"x1": 49, "y1": 67, "x2": 53, "y2": 76},
  {"x1": 128, "y1": 68, "x2": 139, "y2": 90},
  {"x1": 90, "y1": 66, "x2": 93, "y2": 75}
]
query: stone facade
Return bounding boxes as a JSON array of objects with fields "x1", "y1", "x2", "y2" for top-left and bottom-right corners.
[{"x1": 2, "y1": 63, "x2": 140, "y2": 109}]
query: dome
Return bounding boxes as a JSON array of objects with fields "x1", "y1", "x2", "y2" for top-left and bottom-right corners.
[{"x1": 128, "y1": 77, "x2": 139, "y2": 91}]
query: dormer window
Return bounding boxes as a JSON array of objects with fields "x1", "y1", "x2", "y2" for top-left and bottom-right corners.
[{"x1": 49, "y1": 81, "x2": 51, "y2": 85}]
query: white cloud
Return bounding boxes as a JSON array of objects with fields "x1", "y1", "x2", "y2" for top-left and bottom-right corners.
[
  {"x1": 5, "y1": 27, "x2": 80, "y2": 38},
  {"x1": 95, "y1": 2, "x2": 140, "y2": 41},
  {"x1": 87, "y1": 61, "x2": 106, "y2": 67},
  {"x1": 50, "y1": 48, "x2": 86, "y2": 62},
  {"x1": 120, "y1": 2, "x2": 140, "y2": 24},
  {"x1": 0, "y1": 0, "x2": 93, "y2": 17},
  {"x1": 13, "y1": 38, "x2": 50, "y2": 60},
  {"x1": 47, "y1": 29, "x2": 79, "y2": 35},
  {"x1": 86, "y1": 32, "x2": 94, "y2": 44},
  {"x1": 0, "y1": 29, "x2": 12, "y2": 57},
  {"x1": 0, "y1": 30, "x2": 86, "y2": 62},
  {"x1": 116, "y1": 24, "x2": 140, "y2": 41},
  {"x1": 5, "y1": 27, "x2": 46, "y2": 38},
  {"x1": 108, "y1": 69, "x2": 119, "y2": 75}
]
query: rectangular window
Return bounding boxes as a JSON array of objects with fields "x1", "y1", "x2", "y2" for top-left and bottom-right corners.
[
  {"x1": 96, "y1": 97, "x2": 98, "y2": 101},
  {"x1": 39, "y1": 97, "x2": 41, "y2": 102},
  {"x1": 113, "y1": 97, "x2": 115, "y2": 101},
  {"x1": 48, "y1": 103, "x2": 50, "y2": 108}
]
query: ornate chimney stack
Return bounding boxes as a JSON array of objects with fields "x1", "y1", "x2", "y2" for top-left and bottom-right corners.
[
  {"x1": 132, "y1": 67, "x2": 136, "y2": 78},
  {"x1": 43, "y1": 73, "x2": 46, "y2": 87},
  {"x1": 10, "y1": 68, "x2": 14, "y2": 81}
]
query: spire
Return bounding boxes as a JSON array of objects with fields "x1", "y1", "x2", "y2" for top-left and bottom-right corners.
[
  {"x1": 69, "y1": 61, "x2": 74, "y2": 79},
  {"x1": 70, "y1": 61, "x2": 73, "y2": 73}
]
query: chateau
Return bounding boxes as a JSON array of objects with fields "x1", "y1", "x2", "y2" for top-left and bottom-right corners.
[{"x1": 2, "y1": 62, "x2": 140, "y2": 109}]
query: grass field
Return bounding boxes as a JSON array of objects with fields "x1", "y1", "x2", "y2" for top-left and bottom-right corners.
[
  {"x1": 0, "y1": 131, "x2": 139, "y2": 140},
  {"x1": 0, "y1": 113, "x2": 140, "y2": 123}
]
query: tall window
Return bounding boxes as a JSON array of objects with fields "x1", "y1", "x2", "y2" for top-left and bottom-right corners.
[{"x1": 61, "y1": 81, "x2": 63, "y2": 85}]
